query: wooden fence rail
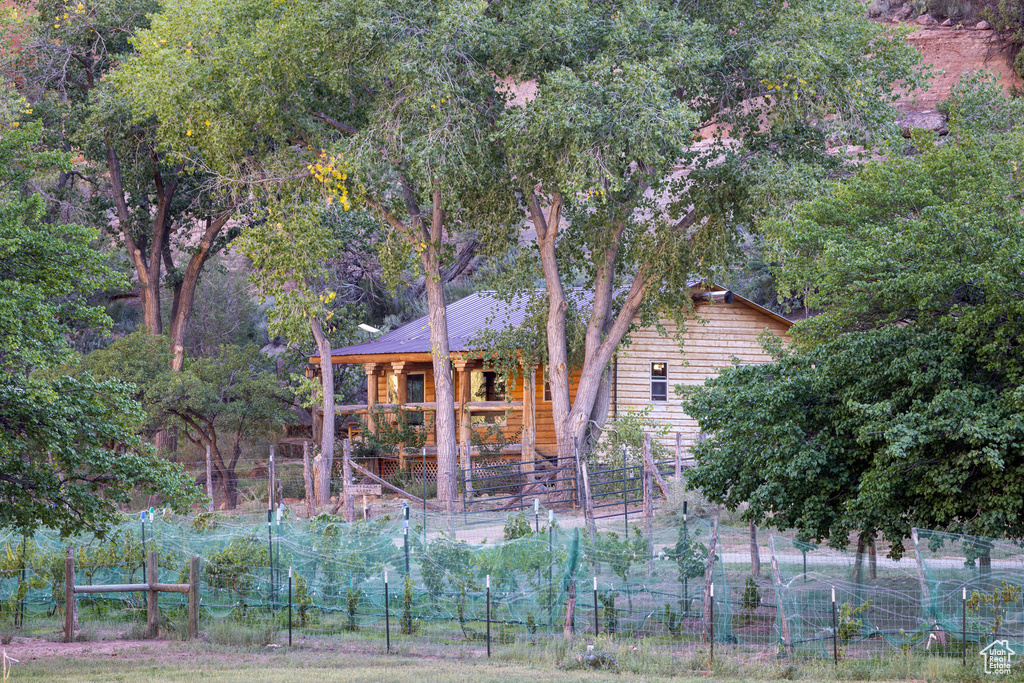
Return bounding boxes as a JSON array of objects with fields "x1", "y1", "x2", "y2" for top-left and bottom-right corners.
[{"x1": 65, "y1": 550, "x2": 199, "y2": 643}]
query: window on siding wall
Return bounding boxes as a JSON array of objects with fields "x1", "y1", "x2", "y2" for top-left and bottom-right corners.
[
  {"x1": 407, "y1": 374, "x2": 425, "y2": 426},
  {"x1": 471, "y1": 370, "x2": 506, "y2": 425},
  {"x1": 650, "y1": 362, "x2": 668, "y2": 401}
]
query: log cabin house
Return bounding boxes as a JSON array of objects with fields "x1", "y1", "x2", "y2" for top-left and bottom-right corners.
[{"x1": 308, "y1": 284, "x2": 791, "y2": 478}]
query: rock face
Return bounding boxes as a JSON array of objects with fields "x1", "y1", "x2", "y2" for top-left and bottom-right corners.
[
  {"x1": 896, "y1": 29, "x2": 1023, "y2": 109},
  {"x1": 898, "y1": 110, "x2": 949, "y2": 136},
  {"x1": 892, "y1": 6, "x2": 913, "y2": 22}
]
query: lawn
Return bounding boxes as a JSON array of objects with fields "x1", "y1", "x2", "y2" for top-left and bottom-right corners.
[{"x1": 1, "y1": 639, "x2": 995, "y2": 683}]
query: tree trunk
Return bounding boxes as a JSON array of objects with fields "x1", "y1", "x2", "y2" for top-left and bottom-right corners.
[
  {"x1": 531, "y1": 195, "x2": 575, "y2": 473},
  {"x1": 749, "y1": 520, "x2": 761, "y2": 577},
  {"x1": 528, "y1": 193, "x2": 653, "y2": 458},
  {"x1": 311, "y1": 318, "x2": 335, "y2": 506},
  {"x1": 166, "y1": 213, "x2": 231, "y2": 371},
  {"x1": 423, "y1": 236, "x2": 458, "y2": 505}
]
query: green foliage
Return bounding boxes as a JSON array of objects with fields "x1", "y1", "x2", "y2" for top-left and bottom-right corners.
[
  {"x1": 307, "y1": 516, "x2": 399, "y2": 594},
  {"x1": 742, "y1": 577, "x2": 761, "y2": 613},
  {"x1": 688, "y1": 114, "x2": 1024, "y2": 555},
  {"x1": 967, "y1": 582, "x2": 1022, "y2": 637},
  {"x1": 587, "y1": 527, "x2": 650, "y2": 586},
  {"x1": 0, "y1": 113, "x2": 198, "y2": 536},
  {"x1": 836, "y1": 600, "x2": 871, "y2": 659},
  {"x1": 401, "y1": 574, "x2": 415, "y2": 635},
  {"x1": 662, "y1": 602, "x2": 681, "y2": 638},
  {"x1": 345, "y1": 586, "x2": 362, "y2": 632},
  {"x1": 356, "y1": 405, "x2": 429, "y2": 460},
  {"x1": 503, "y1": 513, "x2": 533, "y2": 542},
  {"x1": 82, "y1": 336, "x2": 294, "y2": 507},
  {"x1": 663, "y1": 524, "x2": 707, "y2": 584},
  {"x1": 294, "y1": 573, "x2": 314, "y2": 627},
  {"x1": 205, "y1": 534, "x2": 268, "y2": 595},
  {"x1": 591, "y1": 408, "x2": 671, "y2": 466},
  {"x1": 597, "y1": 592, "x2": 618, "y2": 634},
  {"x1": 418, "y1": 535, "x2": 474, "y2": 599}
]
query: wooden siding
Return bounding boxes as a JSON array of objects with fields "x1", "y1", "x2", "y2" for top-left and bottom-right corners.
[{"x1": 610, "y1": 300, "x2": 791, "y2": 455}]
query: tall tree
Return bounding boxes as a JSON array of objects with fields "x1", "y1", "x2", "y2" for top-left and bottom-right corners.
[
  {"x1": 118, "y1": 0, "x2": 518, "y2": 505},
  {"x1": 0, "y1": 101, "x2": 197, "y2": 536},
  {"x1": 2, "y1": 0, "x2": 238, "y2": 372},
  {"x1": 235, "y1": 200, "x2": 370, "y2": 506},
  {"x1": 486, "y1": 0, "x2": 925, "y2": 457},
  {"x1": 684, "y1": 91, "x2": 1024, "y2": 554}
]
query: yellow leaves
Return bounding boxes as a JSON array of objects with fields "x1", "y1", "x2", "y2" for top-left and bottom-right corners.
[
  {"x1": 10, "y1": 121, "x2": 19, "y2": 128},
  {"x1": 54, "y1": 23, "x2": 60, "y2": 28}
]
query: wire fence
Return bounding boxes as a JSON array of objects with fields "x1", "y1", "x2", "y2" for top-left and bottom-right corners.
[{"x1": 2, "y1": 505, "x2": 1023, "y2": 670}]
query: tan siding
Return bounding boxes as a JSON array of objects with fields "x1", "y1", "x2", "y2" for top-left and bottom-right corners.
[{"x1": 609, "y1": 300, "x2": 790, "y2": 454}]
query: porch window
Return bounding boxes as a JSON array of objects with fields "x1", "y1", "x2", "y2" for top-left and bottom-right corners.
[
  {"x1": 407, "y1": 374, "x2": 425, "y2": 426},
  {"x1": 471, "y1": 370, "x2": 506, "y2": 425},
  {"x1": 651, "y1": 362, "x2": 668, "y2": 401}
]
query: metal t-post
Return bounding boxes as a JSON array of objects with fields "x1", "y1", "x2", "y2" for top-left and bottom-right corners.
[
  {"x1": 486, "y1": 575, "x2": 491, "y2": 658},
  {"x1": 288, "y1": 567, "x2": 293, "y2": 647},
  {"x1": 962, "y1": 586, "x2": 967, "y2": 667},
  {"x1": 623, "y1": 446, "x2": 629, "y2": 538},
  {"x1": 267, "y1": 509, "x2": 274, "y2": 607},
  {"x1": 384, "y1": 572, "x2": 390, "y2": 654},
  {"x1": 832, "y1": 586, "x2": 838, "y2": 667},
  {"x1": 593, "y1": 577, "x2": 599, "y2": 636},
  {"x1": 709, "y1": 582, "x2": 714, "y2": 666}
]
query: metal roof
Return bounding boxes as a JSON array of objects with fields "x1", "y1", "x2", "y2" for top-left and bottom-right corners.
[
  {"x1": 322, "y1": 291, "x2": 540, "y2": 358},
  {"x1": 315, "y1": 282, "x2": 792, "y2": 361}
]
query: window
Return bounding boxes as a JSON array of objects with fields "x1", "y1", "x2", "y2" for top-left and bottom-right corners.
[
  {"x1": 651, "y1": 362, "x2": 668, "y2": 401},
  {"x1": 543, "y1": 380, "x2": 551, "y2": 402},
  {"x1": 471, "y1": 370, "x2": 506, "y2": 424},
  {"x1": 406, "y1": 374, "x2": 425, "y2": 425}
]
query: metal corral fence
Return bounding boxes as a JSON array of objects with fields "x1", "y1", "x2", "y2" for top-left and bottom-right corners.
[{"x1": 2, "y1": 506, "x2": 1023, "y2": 669}]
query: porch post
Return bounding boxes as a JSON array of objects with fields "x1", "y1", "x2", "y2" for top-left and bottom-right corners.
[
  {"x1": 453, "y1": 359, "x2": 472, "y2": 474},
  {"x1": 364, "y1": 363, "x2": 380, "y2": 437},
  {"x1": 521, "y1": 363, "x2": 537, "y2": 473},
  {"x1": 391, "y1": 361, "x2": 409, "y2": 469}
]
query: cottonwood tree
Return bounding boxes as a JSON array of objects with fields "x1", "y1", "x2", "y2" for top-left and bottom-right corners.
[
  {"x1": 684, "y1": 94, "x2": 1024, "y2": 555},
  {"x1": 0, "y1": 107, "x2": 197, "y2": 535},
  {"x1": 119, "y1": 0, "x2": 519, "y2": 505},
  {"x1": 235, "y1": 200, "x2": 371, "y2": 506},
  {"x1": 82, "y1": 334, "x2": 294, "y2": 508},
  {"x1": 2, "y1": 0, "x2": 238, "y2": 373},
  {"x1": 485, "y1": 0, "x2": 926, "y2": 457}
]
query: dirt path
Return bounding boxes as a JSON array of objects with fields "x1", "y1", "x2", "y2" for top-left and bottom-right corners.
[{"x1": 1, "y1": 636, "x2": 172, "y2": 662}]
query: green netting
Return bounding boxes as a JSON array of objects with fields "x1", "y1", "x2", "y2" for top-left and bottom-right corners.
[
  {"x1": 771, "y1": 530, "x2": 1024, "y2": 660},
  {"x1": 0, "y1": 507, "x2": 732, "y2": 650}
]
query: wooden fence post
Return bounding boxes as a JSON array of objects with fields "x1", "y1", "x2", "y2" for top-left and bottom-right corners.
[
  {"x1": 303, "y1": 441, "x2": 316, "y2": 518},
  {"x1": 580, "y1": 461, "x2": 596, "y2": 542},
  {"x1": 769, "y1": 536, "x2": 793, "y2": 655},
  {"x1": 675, "y1": 432, "x2": 682, "y2": 481},
  {"x1": 64, "y1": 547, "x2": 74, "y2": 643},
  {"x1": 342, "y1": 438, "x2": 355, "y2": 523},
  {"x1": 188, "y1": 556, "x2": 199, "y2": 640},
  {"x1": 147, "y1": 550, "x2": 159, "y2": 639},
  {"x1": 701, "y1": 517, "x2": 718, "y2": 642}
]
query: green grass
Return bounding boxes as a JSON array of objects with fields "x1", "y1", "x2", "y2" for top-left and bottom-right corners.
[{"x1": 4, "y1": 640, "x2": 1005, "y2": 683}]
